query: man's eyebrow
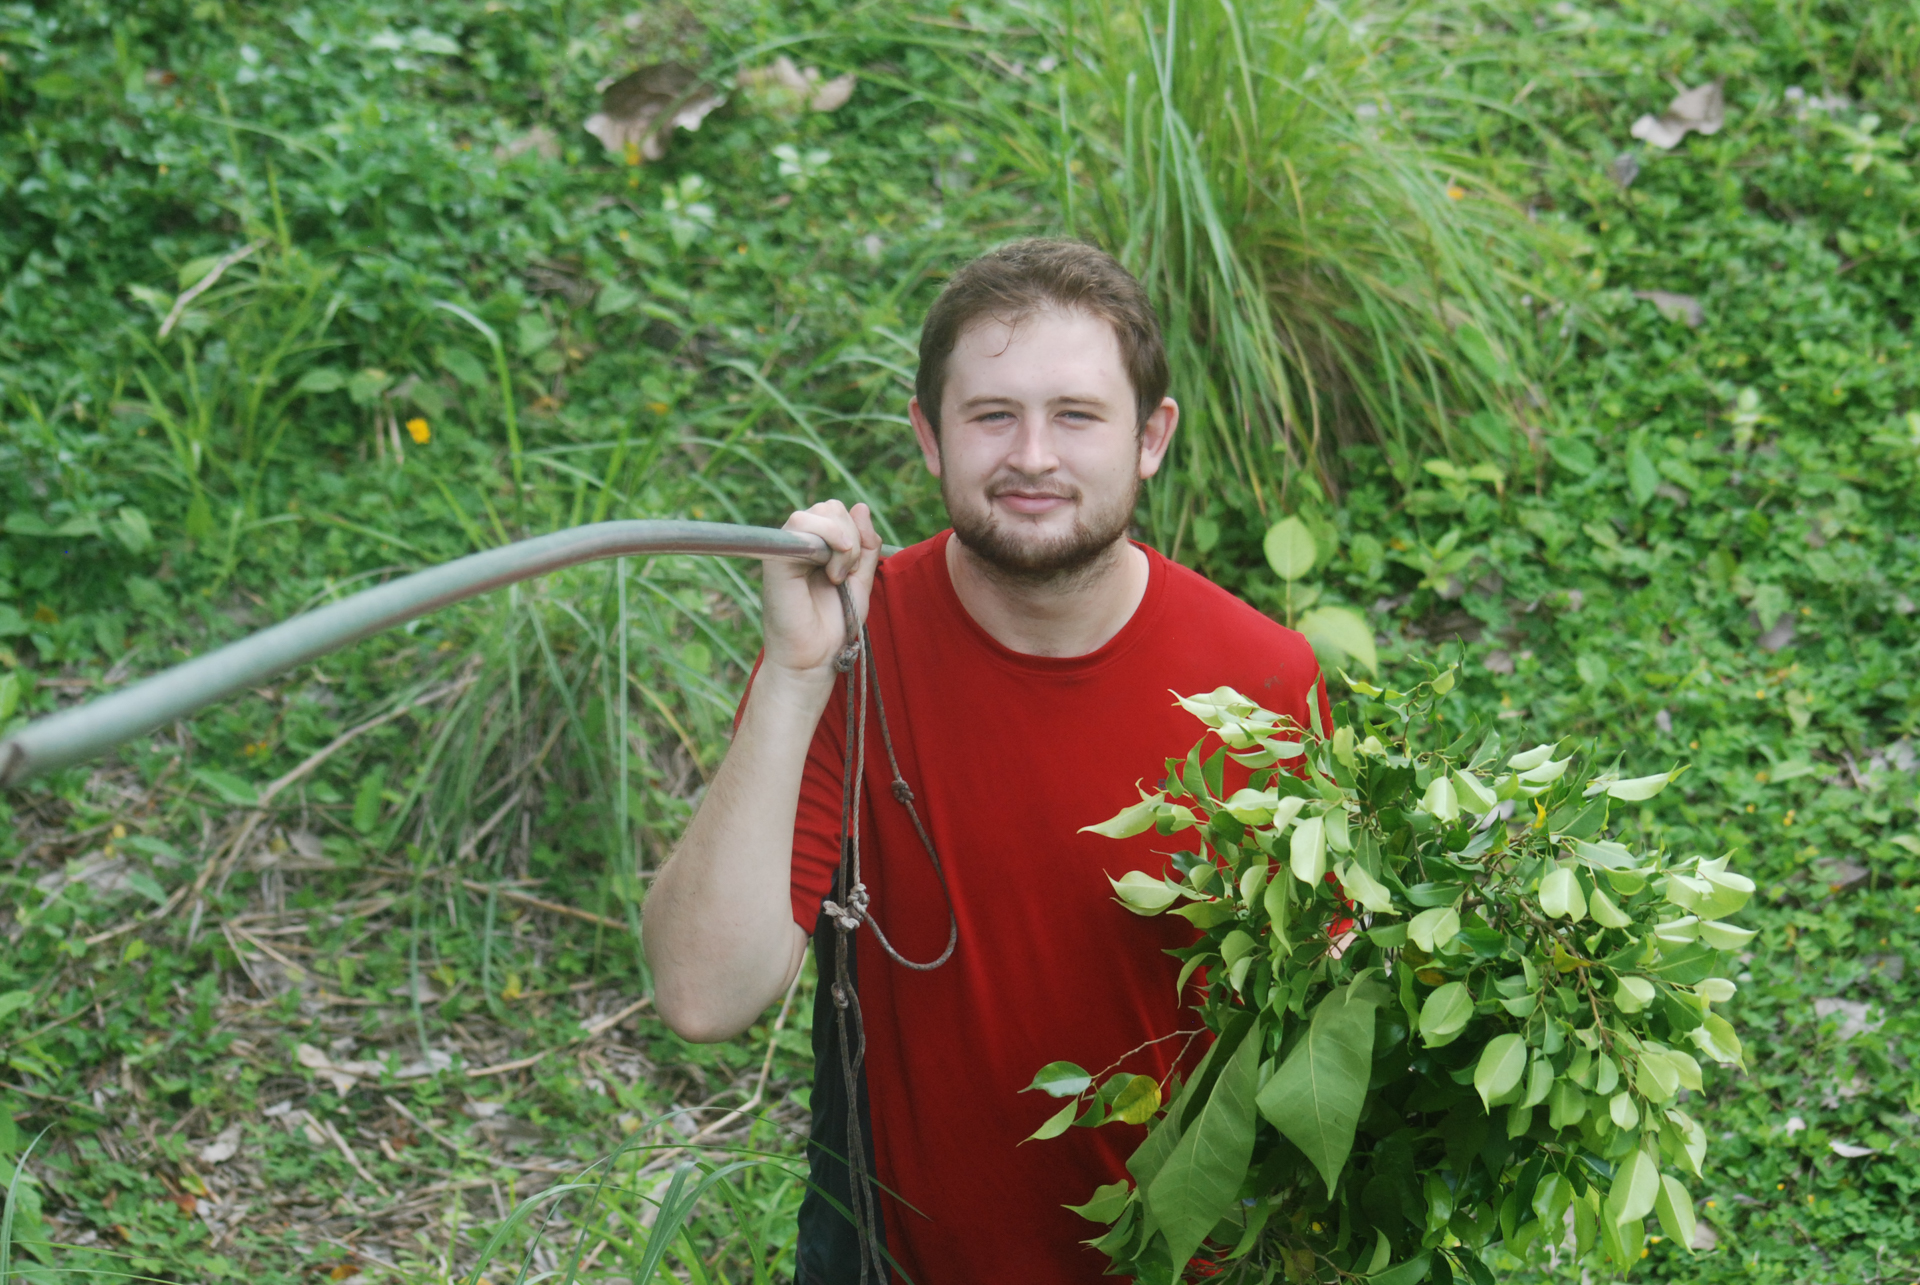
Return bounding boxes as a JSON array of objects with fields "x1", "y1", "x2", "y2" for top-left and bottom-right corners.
[{"x1": 955, "y1": 393, "x2": 1113, "y2": 410}]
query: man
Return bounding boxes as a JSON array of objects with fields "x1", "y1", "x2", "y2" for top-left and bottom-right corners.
[{"x1": 644, "y1": 239, "x2": 1325, "y2": 1282}]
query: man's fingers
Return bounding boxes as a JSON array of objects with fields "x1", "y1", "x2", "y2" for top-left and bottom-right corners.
[{"x1": 783, "y1": 501, "x2": 861, "y2": 583}]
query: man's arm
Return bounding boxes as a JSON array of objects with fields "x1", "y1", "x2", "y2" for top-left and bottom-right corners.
[{"x1": 643, "y1": 500, "x2": 881, "y2": 1043}]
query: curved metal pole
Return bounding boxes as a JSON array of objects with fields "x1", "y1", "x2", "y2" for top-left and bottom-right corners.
[{"x1": 0, "y1": 520, "x2": 876, "y2": 788}]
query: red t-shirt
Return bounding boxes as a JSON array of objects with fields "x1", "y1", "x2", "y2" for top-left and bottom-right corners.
[{"x1": 779, "y1": 531, "x2": 1325, "y2": 1283}]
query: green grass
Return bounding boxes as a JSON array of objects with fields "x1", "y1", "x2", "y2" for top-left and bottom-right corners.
[
  {"x1": 4, "y1": 0, "x2": 1920, "y2": 1282},
  {"x1": 970, "y1": 0, "x2": 1569, "y2": 543}
]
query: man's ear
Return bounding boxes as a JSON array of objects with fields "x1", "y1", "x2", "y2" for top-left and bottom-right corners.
[
  {"x1": 1137, "y1": 397, "x2": 1180, "y2": 480},
  {"x1": 908, "y1": 396, "x2": 943, "y2": 477}
]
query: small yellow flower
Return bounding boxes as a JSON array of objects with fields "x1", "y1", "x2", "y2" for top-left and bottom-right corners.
[
  {"x1": 406, "y1": 417, "x2": 431, "y2": 444},
  {"x1": 1446, "y1": 183, "x2": 1466, "y2": 200}
]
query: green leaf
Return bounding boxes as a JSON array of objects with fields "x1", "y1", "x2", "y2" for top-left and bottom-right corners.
[
  {"x1": 1257, "y1": 979, "x2": 1387, "y2": 1195},
  {"x1": 1417, "y1": 981, "x2": 1473, "y2": 1047},
  {"x1": 1589, "y1": 887, "x2": 1632, "y2": 928},
  {"x1": 1627, "y1": 444, "x2": 1660, "y2": 506},
  {"x1": 1369, "y1": 1255, "x2": 1433, "y2": 1285},
  {"x1": 296, "y1": 366, "x2": 348, "y2": 393},
  {"x1": 1607, "y1": 769, "x2": 1679, "y2": 801},
  {"x1": 1149, "y1": 1024, "x2": 1262, "y2": 1267},
  {"x1": 1539, "y1": 866, "x2": 1586, "y2": 921},
  {"x1": 1026, "y1": 1099, "x2": 1078, "y2": 1142},
  {"x1": 1065, "y1": 1181, "x2": 1131, "y2": 1224},
  {"x1": 1473, "y1": 1033, "x2": 1528, "y2": 1109},
  {"x1": 1289, "y1": 813, "x2": 1328, "y2": 884},
  {"x1": 1654, "y1": 1174, "x2": 1697, "y2": 1249},
  {"x1": 192, "y1": 768, "x2": 259, "y2": 807},
  {"x1": 1109, "y1": 870, "x2": 1179, "y2": 915},
  {"x1": 1298, "y1": 605, "x2": 1378, "y2": 677},
  {"x1": 1607, "y1": 1150, "x2": 1660, "y2": 1226},
  {"x1": 1336, "y1": 860, "x2": 1394, "y2": 914},
  {"x1": 595, "y1": 280, "x2": 643, "y2": 316},
  {"x1": 1027, "y1": 1062, "x2": 1092, "y2": 1098},
  {"x1": 124, "y1": 871, "x2": 167, "y2": 905},
  {"x1": 1081, "y1": 794, "x2": 1163, "y2": 839},
  {"x1": 1263, "y1": 516, "x2": 1317, "y2": 581},
  {"x1": 1419, "y1": 775, "x2": 1460, "y2": 823},
  {"x1": 109, "y1": 506, "x2": 152, "y2": 554},
  {"x1": 352, "y1": 770, "x2": 386, "y2": 835},
  {"x1": 439, "y1": 347, "x2": 489, "y2": 388},
  {"x1": 1689, "y1": 1013, "x2": 1743, "y2": 1066},
  {"x1": 1407, "y1": 905, "x2": 1459, "y2": 953},
  {"x1": 0, "y1": 991, "x2": 34, "y2": 1023},
  {"x1": 0, "y1": 671, "x2": 21, "y2": 720}
]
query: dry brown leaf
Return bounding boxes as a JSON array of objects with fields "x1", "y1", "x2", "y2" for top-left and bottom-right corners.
[
  {"x1": 583, "y1": 63, "x2": 724, "y2": 163},
  {"x1": 738, "y1": 56, "x2": 855, "y2": 116},
  {"x1": 495, "y1": 126, "x2": 560, "y2": 162},
  {"x1": 1632, "y1": 289, "x2": 1704, "y2": 328},
  {"x1": 810, "y1": 72, "x2": 855, "y2": 112},
  {"x1": 1630, "y1": 81, "x2": 1725, "y2": 150}
]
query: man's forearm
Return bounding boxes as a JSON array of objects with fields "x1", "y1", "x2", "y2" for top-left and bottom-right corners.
[{"x1": 643, "y1": 667, "x2": 823, "y2": 1042}]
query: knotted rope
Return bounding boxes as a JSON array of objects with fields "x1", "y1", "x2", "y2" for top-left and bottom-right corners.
[{"x1": 820, "y1": 578, "x2": 957, "y2": 1282}]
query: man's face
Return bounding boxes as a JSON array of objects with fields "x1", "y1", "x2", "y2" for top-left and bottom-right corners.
[{"x1": 909, "y1": 308, "x2": 1177, "y2": 584}]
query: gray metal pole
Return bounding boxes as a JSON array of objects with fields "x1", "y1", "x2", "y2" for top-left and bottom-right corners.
[{"x1": 0, "y1": 520, "x2": 871, "y2": 788}]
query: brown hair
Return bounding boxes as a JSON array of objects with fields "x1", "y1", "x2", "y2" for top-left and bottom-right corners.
[{"x1": 915, "y1": 238, "x2": 1169, "y2": 433}]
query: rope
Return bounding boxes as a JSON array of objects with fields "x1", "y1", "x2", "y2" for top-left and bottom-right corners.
[{"x1": 819, "y1": 579, "x2": 958, "y2": 1282}]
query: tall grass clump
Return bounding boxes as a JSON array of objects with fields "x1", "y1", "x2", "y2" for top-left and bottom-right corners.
[{"x1": 1000, "y1": 0, "x2": 1571, "y2": 537}]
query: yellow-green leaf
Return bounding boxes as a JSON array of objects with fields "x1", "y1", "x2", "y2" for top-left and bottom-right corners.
[
  {"x1": 1112, "y1": 1075, "x2": 1162, "y2": 1125},
  {"x1": 1264, "y1": 516, "x2": 1317, "y2": 581},
  {"x1": 1473, "y1": 1033, "x2": 1528, "y2": 1109},
  {"x1": 1336, "y1": 861, "x2": 1394, "y2": 914},
  {"x1": 1607, "y1": 769, "x2": 1680, "y2": 801},
  {"x1": 1026, "y1": 1099, "x2": 1078, "y2": 1142},
  {"x1": 1290, "y1": 813, "x2": 1328, "y2": 885},
  {"x1": 1081, "y1": 794, "x2": 1164, "y2": 839},
  {"x1": 1589, "y1": 887, "x2": 1632, "y2": 928},
  {"x1": 1109, "y1": 870, "x2": 1178, "y2": 915},
  {"x1": 1407, "y1": 905, "x2": 1460, "y2": 953},
  {"x1": 1417, "y1": 981, "x2": 1472, "y2": 1047},
  {"x1": 1654, "y1": 1174, "x2": 1697, "y2": 1249},
  {"x1": 1607, "y1": 1150, "x2": 1660, "y2": 1226},
  {"x1": 1539, "y1": 866, "x2": 1586, "y2": 921},
  {"x1": 1298, "y1": 605, "x2": 1378, "y2": 677}
]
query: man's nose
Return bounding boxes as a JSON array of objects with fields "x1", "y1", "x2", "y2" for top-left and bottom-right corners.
[{"x1": 1008, "y1": 415, "x2": 1060, "y2": 474}]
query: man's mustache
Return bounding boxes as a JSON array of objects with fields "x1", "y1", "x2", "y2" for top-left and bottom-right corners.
[{"x1": 986, "y1": 476, "x2": 1080, "y2": 502}]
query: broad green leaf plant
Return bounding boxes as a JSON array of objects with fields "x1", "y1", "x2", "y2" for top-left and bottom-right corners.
[
  {"x1": 1263, "y1": 516, "x2": 1377, "y2": 678},
  {"x1": 1031, "y1": 670, "x2": 1749, "y2": 1283}
]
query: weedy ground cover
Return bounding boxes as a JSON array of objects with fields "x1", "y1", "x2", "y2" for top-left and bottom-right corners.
[
  {"x1": 1, "y1": 0, "x2": 1918, "y2": 1283},
  {"x1": 0, "y1": 0, "x2": 1032, "y2": 1280}
]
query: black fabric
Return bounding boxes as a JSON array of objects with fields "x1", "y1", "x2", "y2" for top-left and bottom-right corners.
[{"x1": 795, "y1": 904, "x2": 888, "y2": 1285}]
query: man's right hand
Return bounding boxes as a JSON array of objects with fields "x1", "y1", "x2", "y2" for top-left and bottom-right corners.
[
  {"x1": 761, "y1": 500, "x2": 882, "y2": 684},
  {"x1": 643, "y1": 499, "x2": 880, "y2": 1044}
]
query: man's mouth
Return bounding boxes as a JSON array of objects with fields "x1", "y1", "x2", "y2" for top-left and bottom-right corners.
[{"x1": 991, "y1": 487, "x2": 1076, "y2": 516}]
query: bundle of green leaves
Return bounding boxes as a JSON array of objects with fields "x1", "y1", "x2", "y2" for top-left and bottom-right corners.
[{"x1": 1028, "y1": 671, "x2": 1753, "y2": 1284}]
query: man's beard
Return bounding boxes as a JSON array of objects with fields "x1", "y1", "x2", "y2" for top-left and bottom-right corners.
[{"x1": 943, "y1": 467, "x2": 1139, "y2": 589}]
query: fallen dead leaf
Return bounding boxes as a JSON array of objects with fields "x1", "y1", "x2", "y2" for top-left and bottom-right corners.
[
  {"x1": 583, "y1": 63, "x2": 723, "y2": 163},
  {"x1": 738, "y1": 56, "x2": 855, "y2": 116},
  {"x1": 495, "y1": 126, "x2": 560, "y2": 162},
  {"x1": 198, "y1": 1121, "x2": 244, "y2": 1164},
  {"x1": 1829, "y1": 1139, "x2": 1878, "y2": 1158},
  {"x1": 1631, "y1": 81, "x2": 1725, "y2": 150},
  {"x1": 1632, "y1": 289, "x2": 1704, "y2": 328},
  {"x1": 295, "y1": 1041, "x2": 385, "y2": 1093}
]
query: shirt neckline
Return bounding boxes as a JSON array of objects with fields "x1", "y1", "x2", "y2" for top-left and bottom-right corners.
[{"x1": 914, "y1": 528, "x2": 1169, "y2": 676}]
